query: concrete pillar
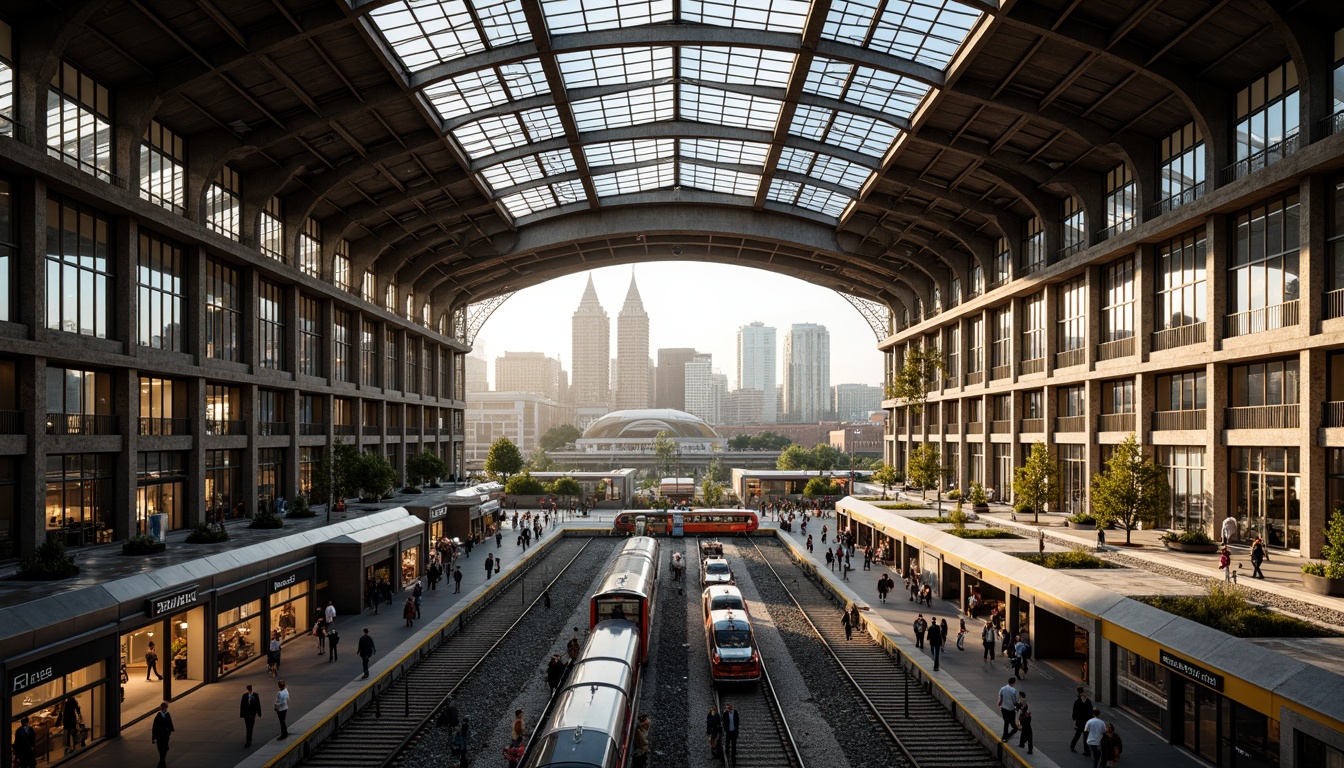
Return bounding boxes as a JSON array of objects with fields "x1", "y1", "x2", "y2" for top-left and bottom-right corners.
[
  {"x1": 116, "y1": 367, "x2": 138, "y2": 539},
  {"x1": 1206, "y1": 360, "x2": 1229, "y2": 531},
  {"x1": 186, "y1": 377, "x2": 206, "y2": 528},
  {"x1": 1085, "y1": 264, "x2": 1103, "y2": 368},
  {"x1": 1084, "y1": 377, "x2": 1103, "y2": 516},
  {"x1": 1301, "y1": 175, "x2": 1327, "y2": 334},
  {"x1": 1207, "y1": 211, "x2": 1229, "y2": 350},
  {"x1": 19, "y1": 358, "x2": 46, "y2": 557},
  {"x1": 1044, "y1": 281, "x2": 1059, "y2": 377},
  {"x1": 1302, "y1": 346, "x2": 1327, "y2": 556},
  {"x1": 1134, "y1": 243, "x2": 1155, "y2": 363}
]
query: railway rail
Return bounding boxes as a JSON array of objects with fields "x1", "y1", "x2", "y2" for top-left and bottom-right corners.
[
  {"x1": 748, "y1": 537, "x2": 1002, "y2": 768},
  {"x1": 297, "y1": 536, "x2": 597, "y2": 768}
]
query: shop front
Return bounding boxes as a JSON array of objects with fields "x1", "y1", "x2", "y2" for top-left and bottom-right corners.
[
  {"x1": 1162, "y1": 650, "x2": 1279, "y2": 767},
  {"x1": 6, "y1": 635, "x2": 116, "y2": 768},
  {"x1": 268, "y1": 565, "x2": 314, "y2": 645},
  {"x1": 120, "y1": 586, "x2": 206, "y2": 726},
  {"x1": 400, "y1": 545, "x2": 420, "y2": 587},
  {"x1": 215, "y1": 583, "x2": 264, "y2": 677}
]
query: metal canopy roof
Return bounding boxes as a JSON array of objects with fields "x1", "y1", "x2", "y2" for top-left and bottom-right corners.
[{"x1": 5, "y1": 0, "x2": 1339, "y2": 319}]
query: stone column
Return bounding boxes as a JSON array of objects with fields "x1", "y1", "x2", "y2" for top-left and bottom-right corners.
[
  {"x1": 1301, "y1": 346, "x2": 1327, "y2": 557},
  {"x1": 1206, "y1": 360, "x2": 1229, "y2": 532}
]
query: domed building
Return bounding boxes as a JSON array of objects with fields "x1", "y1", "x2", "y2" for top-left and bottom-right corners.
[{"x1": 576, "y1": 409, "x2": 726, "y2": 454}]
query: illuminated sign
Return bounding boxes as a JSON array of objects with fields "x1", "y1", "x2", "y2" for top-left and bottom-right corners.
[
  {"x1": 1160, "y1": 650, "x2": 1223, "y2": 691},
  {"x1": 145, "y1": 586, "x2": 199, "y2": 618}
]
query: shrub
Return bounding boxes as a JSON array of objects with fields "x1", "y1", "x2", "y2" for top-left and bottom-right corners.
[
  {"x1": 504, "y1": 473, "x2": 546, "y2": 496},
  {"x1": 185, "y1": 523, "x2": 229, "y2": 544},
  {"x1": 948, "y1": 505, "x2": 970, "y2": 531},
  {"x1": 909, "y1": 516, "x2": 944, "y2": 524},
  {"x1": 1162, "y1": 530, "x2": 1214, "y2": 545},
  {"x1": 1067, "y1": 513, "x2": 1098, "y2": 526},
  {"x1": 286, "y1": 496, "x2": 315, "y2": 518},
  {"x1": 1303, "y1": 508, "x2": 1344, "y2": 580},
  {"x1": 875, "y1": 502, "x2": 928, "y2": 510},
  {"x1": 948, "y1": 529, "x2": 1019, "y2": 539},
  {"x1": 16, "y1": 540, "x2": 79, "y2": 580},
  {"x1": 967, "y1": 482, "x2": 988, "y2": 506},
  {"x1": 1140, "y1": 583, "x2": 1334, "y2": 638},
  {"x1": 1019, "y1": 551, "x2": 1108, "y2": 569},
  {"x1": 122, "y1": 535, "x2": 166, "y2": 555},
  {"x1": 249, "y1": 510, "x2": 284, "y2": 529},
  {"x1": 946, "y1": 489, "x2": 961, "y2": 500}
]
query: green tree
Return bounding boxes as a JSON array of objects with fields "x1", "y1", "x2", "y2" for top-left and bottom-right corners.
[
  {"x1": 776, "y1": 443, "x2": 814, "y2": 470},
  {"x1": 310, "y1": 439, "x2": 360, "y2": 508},
  {"x1": 653, "y1": 431, "x2": 680, "y2": 477},
  {"x1": 705, "y1": 458, "x2": 730, "y2": 484},
  {"x1": 871, "y1": 462, "x2": 900, "y2": 500},
  {"x1": 549, "y1": 476, "x2": 582, "y2": 503},
  {"x1": 485, "y1": 436, "x2": 524, "y2": 483},
  {"x1": 803, "y1": 476, "x2": 842, "y2": 497},
  {"x1": 906, "y1": 444, "x2": 942, "y2": 499},
  {"x1": 887, "y1": 343, "x2": 945, "y2": 417},
  {"x1": 405, "y1": 450, "x2": 447, "y2": 490},
  {"x1": 755, "y1": 432, "x2": 794, "y2": 451},
  {"x1": 1090, "y1": 434, "x2": 1170, "y2": 545},
  {"x1": 810, "y1": 443, "x2": 841, "y2": 471},
  {"x1": 505, "y1": 471, "x2": 546, "y2": 495},
  {"x1": 528, "y1": 445, "x2": 557, "y2": 472},
  {"x1": 1013, "y1": 442, "x2": 1060, "y2": 524},
  {"x1": 701, "y1": 479, "x2": 725, "y2": 508},
  {"x1": 350, "y1": 451, "x2": 397, "y2": 501},
  {"x1": 539, "y1": 424, "x2": 582, "y2": 452}
]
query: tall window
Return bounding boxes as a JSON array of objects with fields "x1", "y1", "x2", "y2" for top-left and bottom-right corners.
[
  {"x1": 138, "y1": 377, "x2": 184, "y2": 435},
  {"x1": 257, "y1": 448, "x2": 284, "y2": 513},
  {"x1": 138, "y1": 233, "x2": 184, "y2": 352},
  {"x1": 385, "y1": 329, "x2": 400, "y2": 391},
  {"x1": 1021, "y1": 291, "x2": 1045, "y2": 363},
  {"x1": 1105, "y1": 164, "x2": 1136, "y2": 235},
  {"x1": 1060, "y1": 199, "x2": 1084, "y2": 257},
  {"x1": 1156, "y1": 230, "x2": 1207, "y2": 330},
  {"x1": 404, "y1": 292, "x2": 416, "y2": 321},
  {"x1": 1234, "y1": 62, "x2": 1299, "y2": 179},
  {"x1": 1157, "y1": 370, "x2": 1207, "y2": 412},
  {"x1": 1157, "y1": 446, "x2": 1206, "y2": 531},
  {"x1": 0, "y1": 21, "x2": 13, "y2": 136},
  {"x1": 333, "y1": 240, "x2": 352, "y2": 291},
  {"x1": 140, "y1": 120, "x2": 185, "y2": 215},
  {"x1": 384, "y1": 281, "x2": 398, "y2": 313},
  {"x1": 1332, "y1": 178, "x2": 1344, "y2": 301},
  {"x1": 258, "y1": 390, "x2": 286, "y2": 434},
  {"x1": 943, "y1": 324, "x2": 960, "y2": 380},
  {"x1": 969, "y1": 264, "x2": 983, "y2": 297},
  {"x1": 1159, "y1": 122, "x2": 1204, "y2": 211},
  {"x1": 1057, "y1": 444, "x2": 1085, "y2": 516},
  {"x1": 206, "y1": 450, "x2": 242, "y2": 521},
  {"x1": 1228, "y1": 194, "x2": 1300, "y2": 335},
  {"x1": 258, "y1": 281, "x2": 285, "y2": 370},
  {"x1": 45, "y1": 454, "x2": 114, "y2": 546},
  {"x1": 206, "y1": 166, "x2": 241, "y2": 240},
  {"x1": 1023, "y1": 216, "x2": 1046, "y2": 273},
  {"x1": 407, "y1": 338, "x2": 420, "y2": 395},
  {"x1": 299, "y1": 447, "x2": 320, "y2": 497},
  {"x1": 990, "y1": 306, "x2": 1011, "y2": 374},
  {"x1": 1231, "y1": 447, "x2": 1300, "y2": 549},
  {"x1": 136, "y1": 452, "x2": 187, "y2": 533},
  {"x1": 1057, "y1": 277, "x2": 1085, "y2": 353},
  {"x1": 47, "y1": 63, "x2": 111, "y2": 181},
  {"x1": 362, "y1": 270, "x2": 377, "y2": 303},
  {"x1": 361, "y1": 319, "x2": 377, "y2": 386},
  {"x1": 1102, "y1": 256, "x2": 1135, "y2": 342},
  {"x1": 1230, "y1": 358, "x2": 1299, "y2": 408},
  {"x1": 298, "y1": 218, "x2": 321, "y2": 277},
  {"x1": 948, "y1": 276, "x2": 961, "y2": 308},
  {"x1": 1058, "y1": 385, "x2": 1085, "y2": 417},
  {"x1": 298, "y1": 295, "x2": 321, "y2": 377},
  {"x1": 206, "y1": 260, "x2": 240, "y2": 361},
  {"x1": 259, "y1": 196, "x2": 284, "y2": 262},
  {"x1": 205, "y1": 384, "x2": 241, "y2": 435},
  {"x1": 46, "y1": 198, "x2": 112, "y2": 338},
  {"x1": 991, "y1": 238, "x2": 1010, "y2": 286},
  {"x1": 334, "y1": 309, "x2": 353, "y2": 383},
  {"x1": 1023, "y1": 389, "x2": 1043, "y2": 419},
  {"x1": 0, "y1": 177, "x2": 15, "y2": 322},
  {"x1": 422, "y1": 343, "x2": 433, "y2": 395},
  {"x1": 421, "y1": 301, "x2": 431, "y2": 327},
  {"x1": 1103, "y1": 379, "x2": 1135, "y2": 415},
  {"x1": 967, "y1": 315, "x2": 984, "y2": 374}
]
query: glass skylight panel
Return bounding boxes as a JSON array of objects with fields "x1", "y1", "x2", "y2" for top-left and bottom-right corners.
[
  {"x1": 519, "y1": 106, "x2": 566, "y2": 142},
  {"x1": 680, "y1": 85, "x2": 783, "y2": 132},
  {"x1": 592, "y1": 160, "x2": 675, "y2": 197},
  {"x1": 681, "y1": 139, "x2": 771, "y2": 169},
  {"x1": 452, "y1": 106, "x2": 563, "y2": 159},
  {"x1": 557, "y1": 47, "x2": 673, "y2": 89},
  {"x1": 583, "y1": 139, "x2": 673, "y2": 168},
  {"x1": 541, "y1": 0, "x2": 673, "y2": 35},
  {"x1": 370, "y1": 1, "x2": 488, "y2": 72},
  {"x1": 681, "y1": 162, "x2": 761, "y2": 196},
  {"x1": 478, "y1": 149, "x2": 576, "y2": 191},
  {"x1": 550, "y1": 178, "x2": 588, "y2": 205},
  {"x1": 571, "y1": 85, "x2": 674, "y2": 132},
  {"x1": 768, "y1": 178, "x2": 852, "y2": 218},
  {"x1": 500, "y1": 185, "x2": 559, "y2": 218},
  {"x1": 681, "y1": 47, "x2": 796, "y2": 89},
  {"x1": 778, "y1": 148, "x2": 872, "y2": 191},
  {"x1": 804, "y1": 57, "x2": 930, "y2": 120},
  {"x1": 536, "y1": 148, "x2": 578, "y2": 176},
  {"x1": 682, "y1": 0, "x2": 811, "y2": 33},
  {"x1": 473, "y1": 0, "x2": 532, "y2": 48},
  {"x1": 823, "y1": 0, "x2": 980, "y2": 71},
  {"x1": 424, "y1": 60, "x2": 549, "y2": 122},
  {"x1": 789, "y1": 105, "x2": 898, "y2": 157}
]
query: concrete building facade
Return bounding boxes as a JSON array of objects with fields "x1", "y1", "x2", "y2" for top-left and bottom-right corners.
[
  {"x1": 494, "y1": 351, "x2": 562, "y2": 401},
  {"x1": 464, "y1": 392, "x2": 574, "y2": 469},
  {"x1": 832, "y1": 383, "x2": 884, "y2": 422},
  {"x1": 783, "y1": 323, "x2": 831, "y2": 423},
  {"x1": 683, "y1": 353, "x2": 720, "y2": 424},
  {"x1": 570, "y1": 276, "x2": 610, "y2": 409},
  {"x1": 655, "y1": 347, "x2": 698, "y2": 411}
]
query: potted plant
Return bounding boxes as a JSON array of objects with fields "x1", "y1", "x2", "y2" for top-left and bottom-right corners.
[
  {"x1": 968, "y1": 482, "x2": 989, "y2": 512},
  {"x1": 16, "y1": 540, "x2": 80, "y2": 580},
  {"x1": 1161, "y1": 529, "x2": 1218, "y2": 554},
  {"x1": 122, "y1": 534, "x2": 167, "y2": 555},
  {"x1": 185, "y1": 522, "x2": 229, "y2": 544},
  {"x1": 249, "y1": 509, "x2": 284, "y2": 530},
  {"x1": 285, "y1": 496, "x2": 316, "y2": 518},
  {"x1": 1066, "y1": 513, "x2": 1098, "y2": 530},
  {"x1": 1303, "y1": 508, "x2": 1344, "y2": 596}
]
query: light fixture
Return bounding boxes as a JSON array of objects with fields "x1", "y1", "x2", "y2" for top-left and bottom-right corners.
[{"x1": 179, "y1": 622, "x2": 188, "y2": 629}]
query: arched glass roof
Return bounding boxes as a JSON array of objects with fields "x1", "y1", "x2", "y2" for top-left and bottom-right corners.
[
  {"x1": 582, "y1": 409, "x2": 721, "y2": 439},
  {"x1": 361, "y1": 0, "x2": 986, "y2": 225}
]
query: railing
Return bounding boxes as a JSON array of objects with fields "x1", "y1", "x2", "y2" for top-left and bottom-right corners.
[
  {"x1": 47, "y1": 147, "x2": 123, "y2": 187},
  {"x1": 0, "y1": 112, "x2": 27, "y2": 142},
  {"x1": 205, "y1": 419, "x2": 244, "y2": 436},
  {"x1": 1055, "y1": 242, "x2": 1086, "y2": 261},
  {"x1": 1055, "y1": 347, "x2": 1085, "y2": 369},
  {"x1": 965, "y1": 370, "x2": 984, "y2": 385},
  {"x1": 1096, "y1": 337, "x2": 1134, "y2": 361},
  {"x1": 299, "y1": 422, "x2": 327, "y2": 436},
  {"x1": 1152, "y1": 322, "x2": 1206, "y2": 351},
  {"x1": 986, "y1": 276, "x2": 1009, "y2": 291},
  {"x1": 138, "y1": 417, "x2": 190, "y2": 436},
  {"x1": 1019, "y1": 259, "x2": 1047, "y2": 277},
  {"x1": 943, "y1": 374, "x2": 962, "y2": 389},
  {"x1": 1225, "y1": 404, "x2": 1299, "y2": 430},
  {"x1": 1019, "y1": 357, "x2": 1044, "y2": 375},
  {"x1": 1019, "y1": 418, "x2": 1044, "y2": 433},
  {"x1": 333, "y1": 424, "x2": 357, "y2": 436},
  {"x1": 1055, "y1": 415, "x2": 1086, "y2": 432},
  {"x1": 386, "y1": 425, "x2": 404, "y2": 437},
  {"x1": 943, "y1": 422, "x2": 960, "y2": 435},
  {"x1": 989, "y1": 419, "x2": 1011, "y2": 434},
  {"x1": 1224, "y1": 300, "x2": 1298, "y2": 337},
  {"x1": 0, "y1": 410, "x2": 22, "y2": 435},
  {"x1": 1152, "y1": 409, "x2": 1206, "y2": 431},
  {"x1": 1149, "y1": 181, "x2": 1206, "y2": 217},
  {"x1": 259, "y1": 421, "x2": 290, "y2": 437},
  {"x1": 990, "y1": 364, "x2": 1011, "y2": 381},
  {"x1": 966, "y1": 421, "x2": 983, "y2": 435},
  {"x1": 1222, "y1": 132, "x2": 1301, "y2": 184},
  {"x1": 1325, "y1": 289, "x2": 1344, "y2": 321},
  {"x1": 1097, "y1": 413, "x2": 1135, "y2": 432},
  {"x1": 1329, "y1": 110, "x2": 1344, "y2": 137},
  {"x1": 45, "y1": 413, "x2": 117, "y2": 435},
  {"x1": 1324, "y1": 402, "x2": 1344, "y2": 428},
  {"x1": 1096, "y1": 219, "x2": 1135, "y2": 242}
]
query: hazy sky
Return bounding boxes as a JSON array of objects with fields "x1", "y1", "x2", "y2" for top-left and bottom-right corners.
[{"x1": 474, "y1": 262, "x2": 884, "y2": 389}]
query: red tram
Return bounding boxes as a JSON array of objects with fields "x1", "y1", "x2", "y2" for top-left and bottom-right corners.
[
  {"x1": 589, "y1": 536, "x2": 660, "y2": 662},
  {"x1": 612, "y1": 510, "x2": 759, "y2": 536}
]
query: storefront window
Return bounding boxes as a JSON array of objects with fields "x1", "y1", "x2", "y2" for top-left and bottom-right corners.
[
  {"x1": 206, "y1": 449, "x2": 242, "y2": 522},
  {"x1": 168, "y1": 610, "x2": 204, "y2": 688},
  {"x1": 1227, "y1": 702, "x2": 1280, "y2": 768},
  {"x1": 1231, "y1": 447, "x2": 1301, "y2": 549},
  {"x1": 401, "y1": 546, "x2": 419, "y2": 587},
  {"x1": 10, "y1": 662, "x2": 105, "y2": 764},
  {"x1": 136, "y1": 452, "x2": 186, "y2": 534},
  {"x1": 217, "y1": 599, "x2": 262, "y2": 675},
  {"x1": 44, "y1": 454, "x2": 114, "y2": 548},
  {"x1": 1116, "y1": 647, "x2": 1167, "y2": 729},
  {"x1": 270, "y1": 581, "x2": 309, "y2": 644},
  {"x1": 119, "y1": 626, "x2": 162, "y2": 723}
]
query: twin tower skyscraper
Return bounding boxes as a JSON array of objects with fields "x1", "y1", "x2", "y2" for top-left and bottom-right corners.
[{"x1": 571, "y1": 274, "x2": 649, "y2": 410}]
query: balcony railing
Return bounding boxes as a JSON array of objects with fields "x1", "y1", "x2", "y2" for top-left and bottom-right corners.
[
  {"x1": 1325, "y1": 402, "x2": 1344, "y2": 428},
  {"x1": 299, "y1": 422, "x2": 327, "y2": 436},
  {"x1": 334, "y1": 424, "x2": 357, "y2": 436},
  {"x1": 966, "y1": 370, "x2": 984, "y2": 385},
  {"x1": 1019, "y1": 357, "x2": 1044, "y2": 375},
  {"x1": 1152, "y1": 322, "x2": 1206, "y2": 351},
  {"x1": 1329, "y1": 110, "x2": 1344, "y2": 137},
  {"x1": 1149, "y1": 181, "x2": 1206, "y2": 217},
  {"x1": 1225, "y1": 404, "x2": 1299, "y2": 430},
  {"x1": 1055, "y1": 242, "x2": 1086, "y2": 261},
  {"x1": 966, "y1": 421, "x2": 983, "y2": 435},
  {"x1": 259, "y1": 421, "x2": 289, "y2": 437},
  {"x1": 990, "y1": 419, "x2": 1011, "y2": 434},
  {"x1": 1097, "y1": 413, "x2": 1135, "y2": 432},
  {"x1": 1055, "y1": 415, "x2": 1086, "y2": 432},
  {"x1": 1222, "y1": 132, "x2": 1301, "y2": 184},
  {"x1": 943, "y1": 374, "x2": 962, "y2": 389},
  {"x1": 1325, "y1": 289, "x2": 1344, "y2": 321},
  {"x1": 1096, "y1": 337, "x2": 1134, "y2": 362},
  {"x1": 138, "y1": 417, "x2": 190, "y2": 436},
  {"x1": 0, "y1": 410, "x2": 22, "y2": 435},
  {"x1": 986, "y1": 276, "x2": 1009, "y2": 291},
  {"x1": 1225, "y1": 300, "x2": 1298, "y2": 337},
  {"x1": 1096, "y1": 218, "x2": 1135, "y2": 242},
  {"x1": 46, "y1": 413, "x2": 117, "y2": 435},
  {"x1": 1019, "y1": 418, "x2": 1044, "y2": 433},
  {"x1": 944, "y1": 422, "x2": 960, "y2": 435},
  {"x1": 1020, "y1": 258, "x2": 1047, "y2": 276},
  {"x1": 1152, "y1": 409, "x2": 1206, "y2": 431},
  {"x1": 205, "y1": 419, "x2": 244, "y2": 436},
  {"x1": 990, "y1": 364, "x2": 1012, "y2": 381},
  {"x1": 1055, "y1": 348, "x2": 1085, "y2": 369}
]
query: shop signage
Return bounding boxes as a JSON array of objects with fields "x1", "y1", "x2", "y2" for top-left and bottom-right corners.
[
  {"x1": 10, "y1": 665, "x2": 54, "y2": 695},
  {"x1": 271, "y1": 572, "x2": 300, "y2": 592},
  {"x1": 1160, "y1": 650, "x2": 1223, "y2": 691},
  {"x1": 960, "y1": 563, "x2": 983, "y2": 578},
  {"x1": 146, "y1": 585, "x2": 199, "y2": 618},
  {"x1": 428, "y1": 505, "x2": 447, "y2": 520}
]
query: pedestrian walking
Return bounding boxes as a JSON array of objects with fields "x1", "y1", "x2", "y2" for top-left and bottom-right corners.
[
  {"x1": 705, "y1": 706, "x2": 723, "y2": 759},
  {"x1": 920, "y1": 583, "x2": 933, "y2": 607},
  {"x1": 957, "y1": 618, "x2": 967, "y2": 651},
  {"x1": 1102, "y1": 722, "x2": 1123, "y2": 767},
  {"x1": 1084, "y1": 709, "x2": 1107, "y2": 768},
  {"x1": 60, "y1": 697, "x2": 81, "y2": 754},
  {"x1": 324, "y1": 600, "x2": 336, "y2": 626},
  {"x1": 806, "y1": 534, "x2": 813, "y2": 552},
  {"x1": 1013, "y1": 634, "x2": 1031, "y2": 676},
  {"x1": 1218, "y1": 546, "x2": 1233, "y2": 582},
  {"x1": 826, "y1": 548, "x2": 834, "y2": 570},
  {"x1": 453, "y1": 565, "x2": 463, "y2": 593},
  {"x1": 913, "y1": 614, "x2": 927, "y2": 649},
  {"x1": 358, "y1": 628, "x2": 376, "y2": 679},
  {"x1": 863, "y1": 546, "x2": 872, "y2": 570},
  {"x1": 145, "y1": 641, "x2": 163, "y2": 681},
  {"x1": 1096, "y1": 525, "x2": 1106, "y2": 551},
  {"x1": 151, "y1": 702, "x2": 174, "y2": 768},
  {"x1": 877, "y1": 575, "x2": 889, "y2": 603},
  {"x1": 546, "y1": 654, "x2": 565, "y2": 692},
  {"x1": 1070, "y1": 687, "x2": 1094, "y2": 754},
  {"x1": 367, "y1": 579, "x2": 380, "y2": 614},
  {"x1": 842, "y1": 609, "x2": 855, "y2": 640},
  {"x1": 267, "y1": 632, "x2": 282, "y2": 679},
  {"x1": 982, "y1": 622, "x2": 997, "y2": 663},
  {"x1": 13, "y1": 716, "x2": 36, "y2": 768},
  {"x1": 273, "y1": 681, "x2": 290, "y2": 740},
  {"x1": 239, "y1": 684, "x2": 262, "y2": 747},
  {"x1": 1221, "y1": 513, "x2": 1238, "y2": 547},
  {"x1": 412, "y1": 580, "x2": 423, "y2": 619},
  {"x1": 1250, "y1": 536, "x2": 1268, "y2": 579},
  {"x1": 313, "y1": 616, "x2": 327, "y2": 655},
  {"x1": 1017, "y1": 692, "x2": 1034, "y2": 754},
  {"x1": 485, "y1": 553, "x2": 495, "y2": 580},
  {"x1": 428, "y1": 561, "x2": 441, "y2": 591},
  {"x1": 721, "y1": 703, "x2": 741, "y2": 762},
  {"x1": 929, "y1": 616, "x2": 944, "y2": 671},
  {"x1": 997, "y1": 677, "x2": 1020, "y2": 741},
  {"x1": 505, "y1": 709, "x2": 525, "y2": 768},
  {"x1": 632, "y1": 714, "x2": 651, "y2": 768},
  {"x1": 327, "y1": 628, "x2": 340, "y2": 662},
  {"x1": 403, "y1": 596, "x2": 416, "y2": 627},
  {"x1": 843, "y1": 553, "x2": 852, "y2": 580}
]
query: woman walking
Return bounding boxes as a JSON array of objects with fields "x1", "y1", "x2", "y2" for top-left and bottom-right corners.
[
  {"x1": 1250, "y1": 537, "x2": 1267, "y2": 579},
  {"x1": 402, "y1": 597, "x2": 416, "y2": 628}
]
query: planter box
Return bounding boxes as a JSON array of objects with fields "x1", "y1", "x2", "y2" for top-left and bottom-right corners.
[
  {"x1": 1066, "y1": 521, "x2": 1096, "y2": 530},
  {"x1": 1302, "y1": 572, "x2": 1344, "y2": 597},
  {"x1": 1164, "y1": 541, "x2": 1218, "y2": 554}
]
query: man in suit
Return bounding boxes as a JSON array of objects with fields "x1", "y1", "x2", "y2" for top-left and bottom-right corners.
[
  {"x1": 720, "y1": 703, "x2": 741, "y2": 763},
  {"x1": 928, "y1": 615, "x2": 945, "y2": 672},
  {"x1": 358, "y1": 628, "x2": 377, "y2": 679},
  {"x1": 240, "y1": 684, "x2": 262, "y2": 747},
  {"x1": 151, "y1": 701, "x2": 174, "y2": 768},
  {"x1": 13, "y1": 715, "x2": 37, "y2": 768}
]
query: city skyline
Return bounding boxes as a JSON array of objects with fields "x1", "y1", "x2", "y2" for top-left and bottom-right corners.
[{"x1": 474, "y1": 263, "x2": 883, "y2": 390}]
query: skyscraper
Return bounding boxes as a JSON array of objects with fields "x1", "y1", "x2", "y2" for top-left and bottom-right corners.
[
  {"x1": 737, "y1": 322, "x2": 777, "y2": 423},
  {"x1": 831, "y1": 383, "x2": 884, "y2": 421},
  {"x1": 495, "y1": 352, "x2": 563, "y2": 401},
  {"x1": 571, "y1": 275, "x2": 610, "y2": 408},
  {"x1": 614, "y1": 274, "x2": 651, "y2": 409},
  {"x1": 783, "y1": 323, "x2": 830, "y2": 423},
  {"x1": 655, "y1": 348, "x2": 699, "y2": 411},
  {"x1": 465, "y1": 354, "x2": 489, "y2": 393},
  {"x1": 684, "y1": 353, "x2": 722, "y2": 424}
]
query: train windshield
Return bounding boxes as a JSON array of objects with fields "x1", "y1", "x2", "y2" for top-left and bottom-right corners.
[
  {"x1": 709, "y1": 595, "x2": 744, "y2": 612},
  {"x1": 714, "y1": 628, "x2": 752, "y2": 648}
]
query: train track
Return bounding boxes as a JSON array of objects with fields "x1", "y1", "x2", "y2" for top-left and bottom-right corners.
[
  {"x1": 300, "y1": 537, "x2": 597, "y2": 768},
  {"x1": 748, "y1": 538, "x2": 1001, "y2": 768}
]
